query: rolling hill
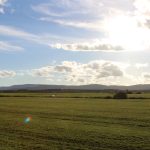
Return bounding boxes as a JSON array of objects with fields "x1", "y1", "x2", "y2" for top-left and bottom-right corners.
[{"x1": 0, "y1": 84, "x2": 150, "y2": 91}]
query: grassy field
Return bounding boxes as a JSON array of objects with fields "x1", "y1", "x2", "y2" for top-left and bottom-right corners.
[{"x1": 0, "y1": 93, "x2": 149, "y2": 150}]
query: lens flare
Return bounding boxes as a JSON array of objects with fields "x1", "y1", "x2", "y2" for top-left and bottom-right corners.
[{"x1": 24, "y1": 117, "x2": 32, "y2": 123}]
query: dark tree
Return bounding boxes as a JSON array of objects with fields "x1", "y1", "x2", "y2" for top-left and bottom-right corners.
[{"x1": 113, "y1": 91, "x2": 127, "y2": 99}]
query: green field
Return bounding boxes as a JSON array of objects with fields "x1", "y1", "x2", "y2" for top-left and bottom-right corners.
[{"x1": 0, "y1": 93, "x2": 149, "y2": 150}]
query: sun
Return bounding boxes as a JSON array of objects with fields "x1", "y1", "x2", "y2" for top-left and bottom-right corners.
[{"x1": 104, "y1": 15, "x2": 148, "y2": 51}]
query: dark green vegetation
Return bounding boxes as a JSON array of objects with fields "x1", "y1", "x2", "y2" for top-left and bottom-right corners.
[
  {"x1": 0, "y1": 92, "x2": 149, "y2": 150},
  {"x1": 113, "y1": 92, "x2": 128, "y2": 99}
]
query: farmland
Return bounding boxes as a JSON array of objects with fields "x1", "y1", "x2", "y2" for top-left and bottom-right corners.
[{"x1": 0, "y1": 92, "x2": 149, "y2": 150}]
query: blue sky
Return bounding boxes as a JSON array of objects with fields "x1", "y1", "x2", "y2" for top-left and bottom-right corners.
[{"x1": 0, "y1": 0, "x2": 150, "y2": 86}]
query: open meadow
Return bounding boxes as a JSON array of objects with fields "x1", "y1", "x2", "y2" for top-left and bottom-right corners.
[{"x1": 0, "y1": 92, "x2": 149, "y2": 150}]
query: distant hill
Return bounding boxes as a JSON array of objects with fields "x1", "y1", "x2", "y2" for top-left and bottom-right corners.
[{"x1": 0, "y1": 84, "x2": 150, "y2": 91}]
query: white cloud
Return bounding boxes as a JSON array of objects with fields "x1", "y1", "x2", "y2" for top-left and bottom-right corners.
[
  {"x1": 65, "y1": 61, "x2": 124, "y2": 84},
  {"x1": 0, "y1": 7, "x2": 4, "y2": 14},
  {"x1": 143, "y1": 73, "x2": 150, "y2": 79},
  {"x1": 52, "y1": 42, "x2": 123, "y2": 51},
  {"x1": 134, "y1": 0, "x2": 150, "y2": 14},
  {"x1": 54, "y1": 65, "x2": 73, "y2": 73},
  {"x1": 0, "y1": 25, "x2": 125, "y2": 51},
  {"x1": 32, "y1": 0, "x2": 104, "y2": 18},
  {"x1": 32, "y1": 0, "x2": 150, "y2": 51},
  {"x1": 0, "y1": 25, "x2": 43, "y2": 43},
  {"x1": 32, "y1": 0, "x2": 130, "y2": 31},
  {"x1": 36, "y1": 0, "x2": 109, "y2": 31},
  {"x1": 24, "y1": 60, "x2": 150, "y2": 85},
  {"x1": 135, "y1": 63, "x2": 148, "y2": 69},
  {"x1": 32, "y1": 66, "x2": 53, "y2": 77},
  {"x1": 133, "y1": 0, "x2": 150, "y2": 29},
  {"x1": 32, "y1": 60, "x2": 126, "y2": 85},
  {"x1": 0, "y1": 25, "x2": 63, "y2": 47},
  {"x1": 1, "y1": 0, "x2": 150, "y2": 52},
  {"x1": 0, "y1": 70, "x2": 16, "y2": 78},
  {"x1": 40, "y1": 17, "x2": 103, "y2": 31},
  {"x1": 0, "y1": 0, "x2": 8, "y2": 14},
  {"x1": 0, "y1": 0, "x2": 7, "y2": 5},
  {"x1": 0, "y1": 41, "x2": 24, "y2": 52},
  {"x1": 140, "y1": 72, "x2": 150, "y2": 84}
]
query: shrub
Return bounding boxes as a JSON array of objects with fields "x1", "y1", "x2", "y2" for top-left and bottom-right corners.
[
  {"x1": 113, "y1": 91, "x2": 127, "y2": 99},
  {"x1": 126, "y1": 91, "x2": 133, "y2": 94},
  {"x1": 104, "y1": 96, "x2": 112, "y2": 99},
  {"x1": 136, "y1": 91, "x2": 142, "y2": 94}
]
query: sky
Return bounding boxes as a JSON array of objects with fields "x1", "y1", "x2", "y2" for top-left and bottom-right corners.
[{"x1": 0, "y1": 0, "x2": 150, "y2": 86}]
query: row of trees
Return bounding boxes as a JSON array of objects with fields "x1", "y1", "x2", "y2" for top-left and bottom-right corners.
[{"x1": 113, "y1": 90, "x2": 142, "y2": 99}]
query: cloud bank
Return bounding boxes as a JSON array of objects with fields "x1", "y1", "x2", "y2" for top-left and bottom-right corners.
[
  {"x1": 0, "y1": 70, "x2": 16, "y2": 78},
  {"x1": 32, "y1": 60, "x2": 127, "y2": 85}
]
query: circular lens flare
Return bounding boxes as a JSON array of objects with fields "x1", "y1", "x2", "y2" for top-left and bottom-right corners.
[{"x1": 24, "y1": 117, "x2": 32, "y2": 124}]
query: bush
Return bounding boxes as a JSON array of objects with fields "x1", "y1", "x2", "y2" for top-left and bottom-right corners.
[
  {"x1": 126, "y1": 91, "x2": 133, "y2": 94},
  {"x1": 113, "y1": 91, "x2": 127, "y2": 99},
  {"x1": 104, "y1": 96, "x2": 112, "y2": 99},
  {"x1": 136, "y1": 91, "x2": 142, "y2": 94}
]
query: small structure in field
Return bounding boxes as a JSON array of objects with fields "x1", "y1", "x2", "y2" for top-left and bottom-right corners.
[{"x1": 113, "y1": 91, "x2": 127, "y2": 99}]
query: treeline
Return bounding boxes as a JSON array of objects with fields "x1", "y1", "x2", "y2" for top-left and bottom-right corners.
[{"x1": 0, "y1": 89, "x2": 146, "y2": 93}]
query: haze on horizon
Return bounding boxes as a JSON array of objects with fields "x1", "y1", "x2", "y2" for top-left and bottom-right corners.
[{"x1": 0, "y1": 0, "x2": 150, "y2": 86}]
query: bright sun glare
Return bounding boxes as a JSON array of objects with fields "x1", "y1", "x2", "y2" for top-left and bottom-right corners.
[{"x1": 105, "y1": 15, "x2": 149, "y2": 51}]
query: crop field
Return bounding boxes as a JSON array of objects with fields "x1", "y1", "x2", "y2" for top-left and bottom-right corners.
[{"x1": 0, "y1": 92, "x2": 149, "y2": 150}]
